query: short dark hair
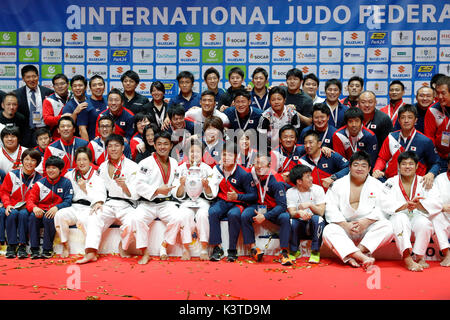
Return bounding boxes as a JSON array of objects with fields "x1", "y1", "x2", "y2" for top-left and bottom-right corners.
[
  {"x1": 133, "y1": 112, "x2": 154, "y2": 129},
  {"x1": 35, "y1": 127, "x2": 51, "y2": 139},
  {"x1": 107, "y1": 88, "x2": 124, "y2": 102},
  {"x1": 203, "y1": 116, "x2": 224, "y2": 133},
  {"x1": 98, "y1": 113, "x2": 115, "y2": 127},
  {"x1": 2, "y1": 92, "x2": 18, "y2": 103},
  {"x1": 177, "y1": 71, "x2": 194, "y2": 83},
  {"x1": 228, "y1": 67, "x2": 244, "y2": 79},
  {"x1": 325, "y1": 79, "x2": 342, "y2": 92},
  {"x1": 70, "y1": 74, "x2": 87, "y2": 87},
  {"x1": 142, "y1": 123, "x2": 160, "y2": 150},
  {"x1": 312, "y1": 103, "x2": 331, "y2": 117},
  {"x1": 435, "y1": 75, "x2": 450, "y2": 91},
  {"x1": 21, "y1": 65, "x2": 38, "y2": 78},
  {"x1": 89, "y1": 74, "x2": 105, "y2": 87},
  {"x1": 45, "y1": 155, "x2": 65, "y2": 170},
  {"x1": 279, "y1": 124, "x2": 298, "y2": 139},
  {"x1": 303, "y1": 73, "x2": 320, "y2": 86},
  {"x1": 203, "y1": 67, "x2": 220, "y2": 81},
  {"x1": 252, "y1": 67, "x2": 268, "y2": 80},
  {"x1": 397, "y1": 150, "x2": 419, "y2": 165},
  {"x1": 52, "y1": 73, "x2": 69, "y2": 85},
  {"x1": 201, "y1": 90, "x2": 216, "y2": 99},
  {"x1": 154, "y1": 130, "x2": 172, "y2": 144},
  {"x1": 74, "y1": 146, "x2": 93, "y2": 162},
  {"x1": 344, "y1": 107, "x2": 364, "y2": 124},
  {"x1": 286, "y1": 68, "x2": 303, "y2": 81},
  {"x1": 303, "y1": 130, "x2": 320, "y2": 142},
  {"x1": 121, "y1": 70, "x2": 140, "y2": 84},
  {"x1": 389, "y1": 80, "x2": 405, "y2": 91},
  {"x1": 57, "y1": 115, "x2": 76, "y2": 128},
  {"x1": 268, "y1": 86, "x2": 286, "y2": 100},
  {"x1": 397, "y1": 104, "x2": 418, "y2": 119},
  {"x1": 348, "y1": 76, "x2": 364, "y2": 87},
  {"x1": 167, "y1": 104, "x2": 186, "y2": 119},
  {"x1": 222, "y1": 141, "x2": 238, "y2": 155},
  {"x1": 349, "y1": 151, "x2": 371, "y2": 167},
  {"x1": 431, "y1": 73, "x2": 447, "y2": 89},
  {"x1": 289, "y1": 164, "x2": 312, "y2": 184},
  {"x1": 105, "y1": 134, "x2": 124, "y2": 147},
  {"x1": 232, "y1": 89, "x2": 251, "y2": 101},
  {"x1": 21, "y1": 148, "x2": 42, "y2": 166},
  {"x1": 1, "y1": 126, "x2": 20, "y2": 141},
  {"x1": 150, "y1": 80, "x2": 165, "y2": 94}
]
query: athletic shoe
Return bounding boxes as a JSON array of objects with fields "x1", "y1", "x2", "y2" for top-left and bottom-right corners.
[
  {"x1": 30, "y1": 248, "x2": 41, "y2": 260},
  {"x1": 17, "y1": 245, "x2": 28, "y2": 259},
  {"x1": 227, "y1": 249, "x2": 238, "y2": 262},
  {"x1": 250, "y1": 247, "x2": 264, "y2": 262},
  {"x1": 5, "y1": 245, "x2": 17, "y2": 259},
  {"x1": 308, "y1": 251, "x2": 320, "y2": 264},
  {"x1": 280, "y1": 252, "x2": 293, "y2": 266},
  {"x1": 210, "y1": 246, "x2": 224, "y2": 261},
  {"x1": 289, "y1": 250, "x2": 302, "y2": 261},
  {"x1": 41, "y1": 250, "x2": 53, "y2": 259}
]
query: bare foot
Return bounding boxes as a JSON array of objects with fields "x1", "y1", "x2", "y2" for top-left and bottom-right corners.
[
  {"x1": 61, "y1": 243, "x2": 70, "y2": 258},
  {"x1": 118, "y1": 241, "x2": 131, "y2": 258},
  {"x1": 181, "y1": 248, "x2": 191, "y2": 261},
  {"x1": 361, "y1": 256, "x2": 375, "y2": 270},
  {"x1": 441, "y1": 254, "x2": 450, "y2": 267},
  {"x1": 160, "y1": 244, "x2": 168, "y2": 260},
  {"x1": 347, "y1": 258, "x2": 360, "y2": 268},
  {"x1": 199, "y1": 250, "x2": 209, "y2": 261},
  {"x1": 416, "y1": 258, "x2": 429, "y2": 269},
  {"x1": 404, "y1": 256, "x2": 423, "y2": 272},
  {"x1": 76, "y1": 252, "x2": 97, "y2": 264},
  {"x1": 138, "y1": 249, "x2": 151, "y2": 265}
]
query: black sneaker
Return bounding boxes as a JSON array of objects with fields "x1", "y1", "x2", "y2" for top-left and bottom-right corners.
[
  {"x1": 17, "y1": 245, "x2": 28, "y2": 259},
  {"x1": 250, "y1": 247, "x2": 264, "y2": 262},
  {"x1": 41, "y1": 250, "x2": 53, "y2": 259},
  {"x1": 210, "y1": 246, "x2": 224, "y2": 261},
  {"x1": 5, "y1": 245, "x2": 17, "y2": 259},
  {"x1": 30, "y1": 248, "x2": 41, "y2": 260},
  {"x1": 227, "y1": 249, "x2": 238, "y2": 262}
]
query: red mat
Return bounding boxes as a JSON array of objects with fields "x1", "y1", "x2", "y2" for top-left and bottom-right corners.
[{"x1": 0, "y1": 254, "x2": 448, "y2": 300}]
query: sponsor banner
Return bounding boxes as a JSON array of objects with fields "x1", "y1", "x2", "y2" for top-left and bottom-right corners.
[
  {"x1": 296, "y1": 32, "x2": 317, "y2": 47},
  {"x1": 41, "y1": 32, "x2": 62, "y2": 46},
  {"x1": 41, "y1": 48, "x2": 62, "y2": 63},
  {"x1": 366, "y1": 64, "x2": 388, "y2": 79},
  {"x1": 64, "y1": 64, "x2": 85, "y2": 78},
  {"x1": 391, "y1": 31, "x2": 413, "y2": 46},
  {"x1": 109, "y1": 49, "x2": 130, "y2": 63},
  {"x1": 41, "y1": 64, "x2": 63, "y2": 79},
  {"x1": 319, "y1": 64, "x2": 341, "y2": 79},
  {"x1": 19, "y1": 48, "x2": 39, "y2": 62},
  {"x1": 109, "y1": 65, "x2": 131, "y2": 79},
  {"x1": 226, "y1": 32, "x2": 247, "y2": 47},
  {"x1": 64, "y1": 32, "x2": 84, "y2": 46},
  {"x1": 155, "y1": 65, "x2": 177, "y2": 79},
  {"x1": 272, "y1": 32, "x2": 294, "y2": 46},
  {"x1": 0, "y1": 80, "x2": 17, "y2": 91},
  {"x1": 319, "y1": 48, "x2": 341, "y2": 63},
  {"x1": 272, "y1": 48, "x2": 293, "y2": 63},
  {"x1": 391, "y1": 47, "x2": 413, "y2": 62},
  {"x1": 133, "y1": 48, "x2": 153, "y2": 64},
  {"x1": 249, "y1": 49, "x2": 271, "y2": 63},
  {"x1": 133, "y1": 32, "x2": 154, "y2": 47},
  {"x1": 86, "y1": 65, "x2": 108, "y2": 79},
  {"x1": 225, "y1": 48, "x2": 247, "y2": 63},
  {"x1": 179, "y1": 49, "x2": 200, "y2": 64},
  {"x1": 390, "y1": 64, "x2": 413, "y2": 79},
  {"x1": 87, "y1": 32, "x2": 108, "y2": 46},
  {"x1": 86, "y1": 48, "x2": 108, "y2": 63},
  {"x1": 179, "y1": 32, "x2": 200, "y2": 47},
  {"x1": 110, "y1": 32, "x2": 131, "y2": 46},
  {"x1": 202, "y1": 49, "x2": 223, "y2": 63},
  {"x1": 295, "y1": 65, "x2": 317, "y2": 77},
  {"x1": 202, "y1": 32, "x2": 224, "y2": 47},
  {"x1": 343, "y1": 48, "x2": 365, "y2": 63},
  {"x1": 0, "y1": 32, "x2": 17, "y2": 46},
  {"x1": 249, "y1": 32, "x2": 270, "y2": 46},
  {"x1": 296, "y1": 48, "x2": 317, "y2": 63},
  {"x1": 155, "y1": 32, "x2": 177, "y2": 47},
  {"x1": 0, "y1": 64, "x2": 17, "y2": 78},
  {"x1": 0, "y1": 48, "x2": 16, "y2": 62},
  {"x1": 134, "y1": 65, "x2": 154, "y2": 80},
  {"x1": 19, "y1": 32, "x2": 39, "y2": 46},
  {"x1": 342, "y1": 64, "x2": 365, "y2": 79},
  {"x1": 367, "y1": 47, "x2": 389, "y2": 63},
  {"x1": 155, "y1": 49, "x2": 177, "y2": 63},
  {"x1": 64, "y1": 48, "x2": 85, "y2": 63},
  {"x1": 343, "y1": 31, "x2": 365, "y2": 46}
]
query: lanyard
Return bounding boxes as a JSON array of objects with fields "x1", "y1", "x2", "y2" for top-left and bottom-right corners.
[
  {"x1": 398, "y1": 175, "x2": 418, "y2": 203},
  {"x1": 109, "y1": 154, "x2": 125, "y2": 179},
  {"x1": 2, "y1": 146, "x2": 22, "y2": 169},
  {"x1": 60, "y1": 140, "x2": 75, "y2": 168},
  {"x1": 253, "y1": 94, "x2": 269, "y2": 111},
  {"x1": 154, "y1": 106, "x2": 166, "y2": 128},
  {"x1": 280, "y1": 146, "x2": 295, "y2": 172},
  {"x1": 328, "y1": 104, "x2": 339, "y2": 128},
  {"x1": 19, "y1": 169, "x2": 38, "y2": 201},
  {"x1": 398, "y1": 129, "x2": 417, "y2": 152},
  {"x1": 235, "y1": 107, "x2": 253, "y2": 131},
  {"x1": 313, "y1": 125, "x2": 329, "y2": 145},
  {"x1": 75, "y1": 166, "x2": 94, "y2": 182},
  {"x1": 153, "y1": 153, "x2": 171, "y2": 185},
  {"x1": 256, "y1": 173, "x2": 271, "y2": 204}
]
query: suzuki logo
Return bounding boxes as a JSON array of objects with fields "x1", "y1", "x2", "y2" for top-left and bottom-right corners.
[
  {"x1": 71, "y1": 34, "x2": 78, "y2": 41},
  {"x1": 374, "y1": 49, "x2": 381, "y2": 56},
  {"x1": 255, "y1": 33, "x2": 262, "y2": 41},
  {"x1": 117, "y1": 67, "x2": 124, "y2": 73},
  {"x1": 185, "y1": 50, "x2": 192, "y2": 57},
  {"x1": 302, "y1": 66, "x2": 309, "y2": 74},
  {"x1": 232, "y1": 50, "x2": 240, "y2": 57},
  {"x1": 351, "y1": 33, "x2": 358, "y2": 40},
  {"x1": 139, "y1": 83, "x2": 146, "y2": 90},
  {"x1": 278, "y1": 50, "x2": 286, "y2": 57},
  {"x1": 94, "y1": 50, "x2": 100, "y2": 57},
  {"x1": 209, "y1": 34, "x2": 216, "y2": 41},
  {"x1": 162, "y1": 34, "x2": 169, "y2": 41},
  {"x1": 398, "y1": 66, "x2": 405, "y2": 73}
]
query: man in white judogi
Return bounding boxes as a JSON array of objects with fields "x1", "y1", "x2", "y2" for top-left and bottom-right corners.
[
  {"x1": 131, "y1": 131, "x2": 189, "y2": 265},
  {"x1": 429, "y1": 157, "x2": 450, "y2": 267},
  {"x1": 322, "y1": 151, "x2": 394, "y2": 269},
  {"x1": 77, "y1": 134, "x2": 139, "y2": 264},
  {"x1": 381, "y1": 151, "x2": 442, "y2": 271},
  {"x1": 54, "y1": 147, "x2": 103, "y2": 258},
  {"x1": 173, "y1": 141, "x2": 218, "y2": 260}
]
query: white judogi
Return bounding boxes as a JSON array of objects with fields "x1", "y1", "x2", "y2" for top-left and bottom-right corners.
[
  {"x1": 429, "y1": 172, "x2": 450, "y2": 251},
  {"x1": 84, "y1": 157, "x2": 140, "y2": 251},
  {"x1": 286, "y1": 184, "x2": 326, "y2": 214},
  {"x1": 381, "y1": 175, "x2": 441, "y2": 257},
  {"x1": 323, "y1": 174, "x2": 394, "y2": 262},
  {"x1": 172, "y1": 162, "x2": 218, "y2": 244},
  {"x1": 132, "y1": 154, "x2": 187, "y2": 249},
  {"x1": 54, "y1": 167, "x2": 103, "y2": 243},
  {"x1": 0, "y1": 146, "x2": 27, "y2": 173},
  {"x1": 185, "y1": 108, "x2": 230, "y2": 128}
]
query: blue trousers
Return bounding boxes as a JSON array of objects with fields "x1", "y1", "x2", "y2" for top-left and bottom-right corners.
[
  {"x1": 438, "y1": 156, "x2": 448, "y2": 174},
  {"x1": 209, "y1": 199, "x2": 245, "y2": 250},
  {"x1": 28, "y1": 213, "x2": 56, "y2": 251},
  {"x1": 0, "y1": 208, "x2": 5, "y2": 242},
  {"x1": 241, "y1": 205, "x2": 291, "y2": 248},
  {"x1": 0, "y1": 208, "x2": 29, "y2": 245},
  {"x1": 290, "y1": 215, "x2": 326, "y2": 252}
]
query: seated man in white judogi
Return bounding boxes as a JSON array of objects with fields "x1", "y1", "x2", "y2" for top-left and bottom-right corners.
[
  {"x1": 173, "y1": 141, "x2": 218, "y2": 260},
  {"x1": 322, "y1": 151, "x2": 394, "y2": 269},
  {"x1": 76, "y1": 134, "x2": 139, "y2": 264},
  {"x1": 131, "y1": 131, "x2": 189, "y2": 265},
  {"x1": 428, "y1": 157, "x2": 450, "y2": 267},
  {"x1": 381, "y1": 151, "x2": 442, "y2": 271},
  {"x1": 54, "y1": 147, "x2": 103, "y2": 258}
]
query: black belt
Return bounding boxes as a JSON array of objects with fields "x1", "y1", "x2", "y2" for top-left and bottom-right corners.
[
  {"x1": 151, "y1": 196, "x2": 179, "y2": 204},
  {"x1": 106, "y1": 196, "x2": 135, "y2": 207},
  {"x1": 73, "y1": 199, "x2": 91, "y2": 206}
]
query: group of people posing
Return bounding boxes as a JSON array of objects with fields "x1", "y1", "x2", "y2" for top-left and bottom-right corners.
[{"x1": 0, "y1": 64, "x2": 448, "y2": 272}]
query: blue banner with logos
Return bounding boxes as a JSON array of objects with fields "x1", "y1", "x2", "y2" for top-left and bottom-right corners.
[{"x1": 0, "y1": 0, "x2": 449, "y2": 106}]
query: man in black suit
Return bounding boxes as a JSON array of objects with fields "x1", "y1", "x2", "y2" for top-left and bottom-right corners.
[
  {"x1": 14, "y1": 65, "x2": 54, "y2": 147},
  {"x1": 0, "y1": 90, "x2": 5, "y2": 105}
]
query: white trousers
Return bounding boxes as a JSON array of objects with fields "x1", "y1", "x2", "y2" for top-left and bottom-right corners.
[
  {"x1": 390, "y1": 212, "x2": 434, "y2": 256},
  {"x1": 84, "y1": 200, "x2": 137, "y2": 251},
  {"x1": 131, "y1": 200, "x2": 190, "y2": 249},
  {"x1": 430, "y1": 212, "x2": 450, "y2": 251},
  {"x1": 179, "y1": 201, "x2": 210, "y2": 244},
  {"x1": 323, "y1": 219, "x2": 394, "y2": 263},
  {"x1": 54, "y1": 203, "x2": 90, "y2": 243}
]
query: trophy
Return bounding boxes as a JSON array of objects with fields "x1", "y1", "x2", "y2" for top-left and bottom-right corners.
[{"x1": 185, "y1": 163, "x2": 203, "y2": 206}]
